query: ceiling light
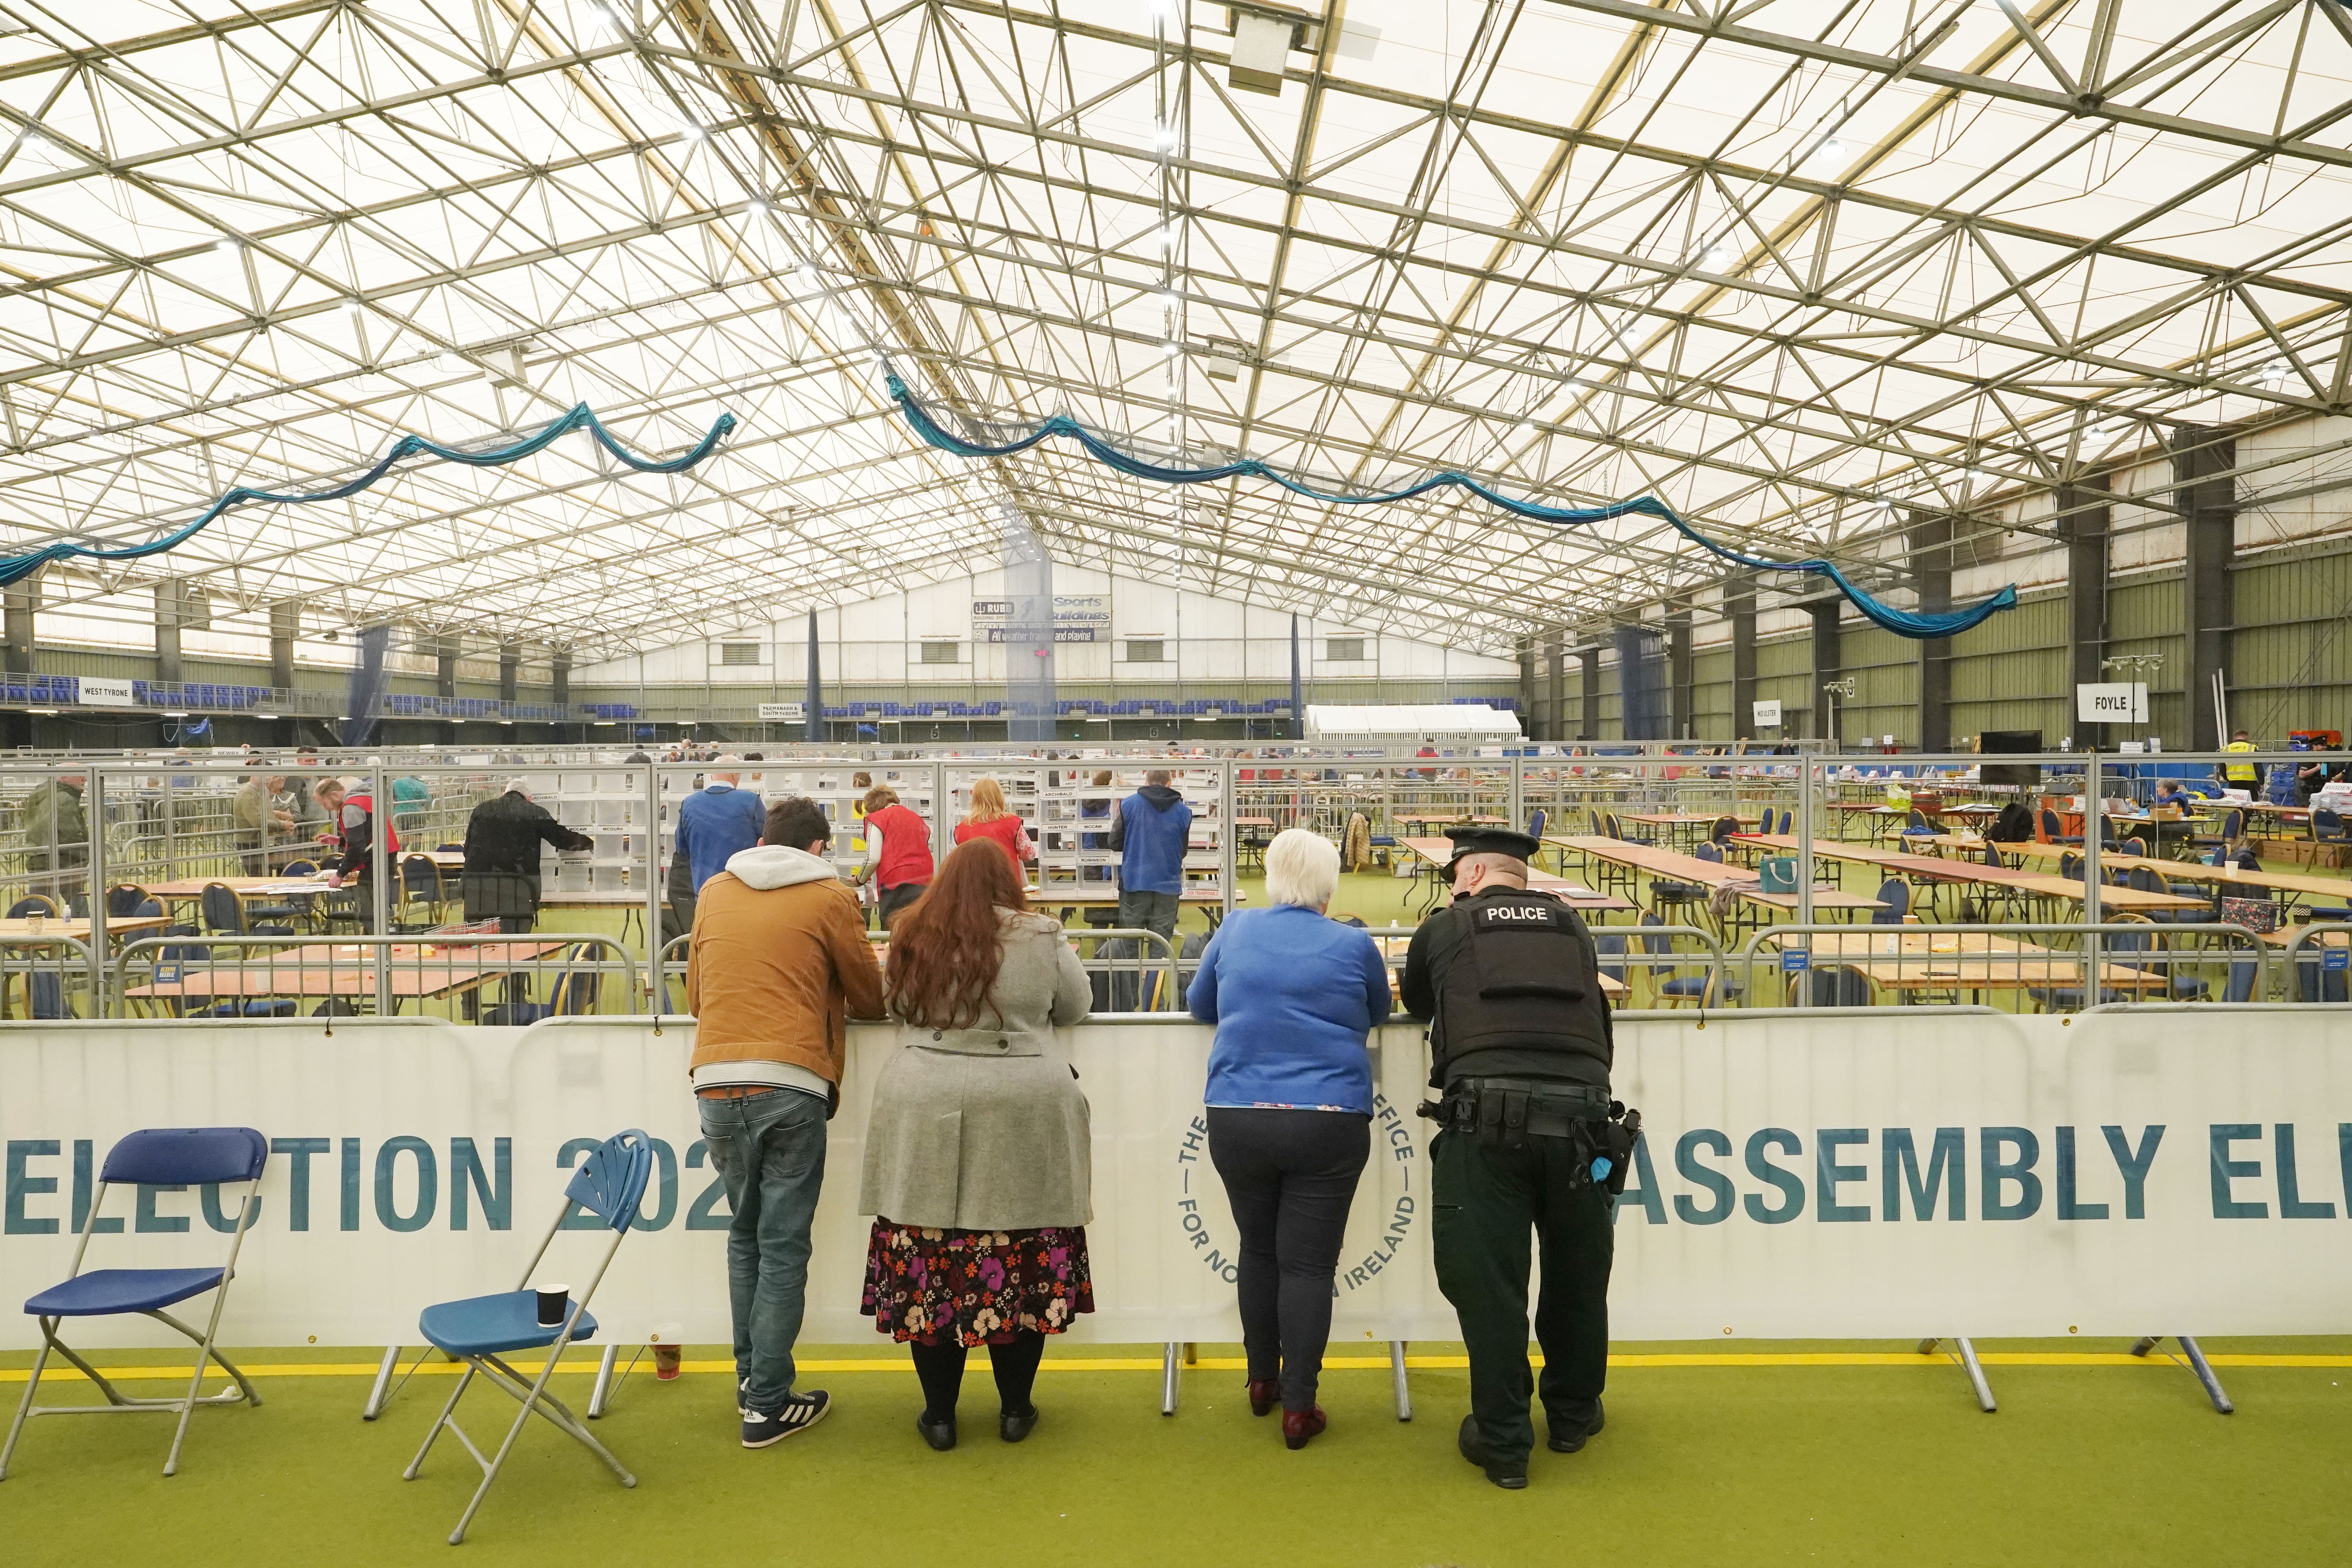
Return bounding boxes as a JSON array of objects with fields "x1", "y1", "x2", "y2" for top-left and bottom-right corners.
[
  {"x1": 163, "y1": 710, "x2": 189, "y2": 717},
  {"x1": 1155, "y1": 223, "x2": 1180, "y2": 251},
  {"x1": 1152, "y1": 122, "x2": 1177, "y2": 152},
  {"x1": 674, "y1": 121, "x2": 705, "y2": 143},
  {"x1": 342, "y1": 298, "x2": 365, "y2": 318},
  {"x1": 256, "y1": 713, "x2": 279, "y2": 720},
  {"x1": 1161, "y1": 340, "x2": 1180, "y2": 357},
  {"x1": 1702, "y1": 240, "x2": 1733, "y2": 267},
  {"x1": 215, "y1": 236, "x2": 243, "y2": 254},
  {"x1": 797, "y1": 260, "x2": 820, "y2": 284},
  {"x1": 746, "y1": 198, "x2": 768, "y2": 217},
  {"x1": 1811, "y1": 136, "x2": 1845, "y2": 164}
]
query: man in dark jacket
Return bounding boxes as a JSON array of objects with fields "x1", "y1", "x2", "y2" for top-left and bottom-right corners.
[
  {"x1": 462, "y1": 778, "x2": 595, "y2": 932},
  {"x1": 1108, "y1": 768, "x2": 1192, "y2": 944}
]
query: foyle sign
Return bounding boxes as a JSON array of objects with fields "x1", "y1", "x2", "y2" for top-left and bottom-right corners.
[{"x1": 2075, "y1": 682, "x2": 2147, "y2": 723}]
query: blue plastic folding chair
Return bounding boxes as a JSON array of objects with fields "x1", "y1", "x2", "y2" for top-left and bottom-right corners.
[
  {"x1": 0, "y1": 1126, "x2": 268, "y2": 1479},
  {"x1": 403, "y1": 1127, "x2": 653, "y2": 1545}
]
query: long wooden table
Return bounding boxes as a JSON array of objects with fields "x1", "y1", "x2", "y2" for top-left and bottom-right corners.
[
  {"x1": 123, "y1": 938, "x2": 570, "y2": 1006},
  {"x1": 1619, "y1": 811, "x2": 1759, "y2": 849},
  {"x1": 1733, "y1": 835, "x2": 2209, "y2": 914},
  {"x1": 1550, "y1": 835, "x2": 1886, "y2": 917},
  {"x1": 1400, "y1": 838, "x2": 1633, "y2": 913},
  {"x1": 1761, "y1": 929, "x2": 2171, "y2": 1000}
]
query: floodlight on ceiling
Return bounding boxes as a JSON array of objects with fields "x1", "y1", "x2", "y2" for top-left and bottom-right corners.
[
  {"x1": 215, "y1": 236, "x2": 242, "y2": 254},
  {"x1": 1810, "y1": 136, "x2": 1846, "y2": 165},
  {"x1": 1227, "y1": 5, "x2": 1320, "y2": 97}
]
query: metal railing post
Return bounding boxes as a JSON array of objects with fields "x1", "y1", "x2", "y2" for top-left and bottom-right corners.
[
  {"x1": 2082, "y1": 750, "x2": 2102, "y2": 997},
  {"x1": 87, "y1": 768, "x2": 106, "y2": 994},
  {"x1": 642, "y1": 759, "x2": 662, "y2": 1005},
  {"x1": 371, "y1": 762, "x2": 392, "y2": 1014}
]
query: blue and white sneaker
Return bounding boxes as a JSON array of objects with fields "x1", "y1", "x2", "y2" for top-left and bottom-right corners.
[{"x1": 740, "y1": 1388, "x2": 831, "y2": 1449}]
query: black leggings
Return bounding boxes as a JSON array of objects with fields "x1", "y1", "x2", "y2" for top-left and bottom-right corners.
[
  {"x1": 1206, "y1": 1108, "x2": 1371, "y2": 1413},
  {"x1": 909, "y1": 1330, "x2": 1046, "y2": 1422}
]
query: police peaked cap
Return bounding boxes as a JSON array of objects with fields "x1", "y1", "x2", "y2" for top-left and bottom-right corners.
[{"x1": 1443, "y1": 825, "x2": 1542, "y2": 864}]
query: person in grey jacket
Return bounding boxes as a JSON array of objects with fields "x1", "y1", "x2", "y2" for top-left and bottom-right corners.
[{"x1": 859, "y1": 836, "x2": 1093, "y2": 1451}]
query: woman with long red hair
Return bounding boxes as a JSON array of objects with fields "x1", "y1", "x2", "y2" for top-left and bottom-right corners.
[{"x1": 860, "y1": 837, "x2": 1093, "y2": 1450}]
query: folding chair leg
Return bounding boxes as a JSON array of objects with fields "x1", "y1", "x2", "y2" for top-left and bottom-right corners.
[
  {"x1": 451, "y1": 1346, "x2": 633, "y2": 1544},
  {"x1": 405, "y1": 1363, "x2": 477, "y2": 1481},
  {"x1": 0, "y1": 1341, "x2": 52, "y2": 1481}
]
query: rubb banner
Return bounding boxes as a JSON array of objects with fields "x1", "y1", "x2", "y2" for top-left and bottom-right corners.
[{"x1": 4, "y1": 1011, "x2": 2350, "y2": 1350}]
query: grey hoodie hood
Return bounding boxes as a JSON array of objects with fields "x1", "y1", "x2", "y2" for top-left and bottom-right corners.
[
  {"x1": 722, "y1": 844, "x2": 837, "y2": 890},
  {"x1": 1137, "y1": 783, "x2": 1183, "y2": 811}
]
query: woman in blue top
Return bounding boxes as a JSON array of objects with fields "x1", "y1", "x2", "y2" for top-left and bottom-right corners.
[{"x1": 1188, "y1": 828, "x2": 1391, "y2": 1450}]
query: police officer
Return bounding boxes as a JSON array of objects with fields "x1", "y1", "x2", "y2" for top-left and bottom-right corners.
[{"x1": 1400, "y1": 825, "x2": 1617, "y2": 1490}]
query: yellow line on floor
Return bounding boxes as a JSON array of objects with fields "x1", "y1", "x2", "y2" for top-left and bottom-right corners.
[{"x1": 6, "y1": 1351, "x2": 2348, "y2": 1384}]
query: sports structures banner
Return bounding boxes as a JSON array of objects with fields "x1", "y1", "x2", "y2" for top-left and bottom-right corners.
[{"x1": 2, "y1": 1011, "x2": 2350, "y2": 1349}]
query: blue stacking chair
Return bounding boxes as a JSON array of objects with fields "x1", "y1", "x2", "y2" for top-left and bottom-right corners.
[
  {"x1": 1871, "y1": 877, "x2": 1909, "y2": 925},
  {"x1": 403, "y1": 1128, "x2": 653, "y2": 1545},
  {"x1": 0, "y1": 1127, "x2": 268, "y2": 1479},
  {"x1": 1641, "y1": 912, "x2": 1739, "y2": 1006},
  {"x1": 483, "y1": 942, "x2": 603, "y2": 1026}
]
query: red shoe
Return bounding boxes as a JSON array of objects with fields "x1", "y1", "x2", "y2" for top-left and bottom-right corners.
[
  {"x1": 1282, "y1": 1407, "x2": 1327, "y2": 1450},
  {"x1": 1246, "y1": 1379, "x2": 1279, "y2": 1417}
]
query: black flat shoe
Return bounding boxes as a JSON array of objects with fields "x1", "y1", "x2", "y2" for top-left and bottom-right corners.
[
  {"x1": 1548, "y1": 1399, "x2": 1605, "y2": 1454},
  {"x1": 1458, "y1": 1414, "x2": 1527, "y2": 1490},
  {"x1": 1000, "y1": 1405, "x2": 1038, "y2": 1443},
  {"x1": 917, "y1": 1411, "x2": 957, "y2": 1451}
]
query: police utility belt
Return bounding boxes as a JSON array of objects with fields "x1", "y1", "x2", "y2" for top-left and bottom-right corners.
[{"x1": 1417, "y1": 1079, "x2": 1644, "y2": 1196}]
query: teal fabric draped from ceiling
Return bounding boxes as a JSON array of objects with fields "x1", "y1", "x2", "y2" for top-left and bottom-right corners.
[
  {"x1": 883, "y1": 368, "x2": 2014, "y2": 640},
  {"x1": 0, "y1": 402, "x2": 736, "y2": 588}
]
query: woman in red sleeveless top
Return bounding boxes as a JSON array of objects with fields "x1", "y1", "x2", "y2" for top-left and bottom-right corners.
[
  {"x1": 861, "y1": 785, "x2": 935, "y2": 929},
  {"x1": 953, "y1": 777, "x2": 1035, "y2": 873}
]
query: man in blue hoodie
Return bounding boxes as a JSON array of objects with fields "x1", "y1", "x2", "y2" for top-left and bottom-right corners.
[{"x1": 1109, "y1": 768, "x2": 1192, "y2": 944}]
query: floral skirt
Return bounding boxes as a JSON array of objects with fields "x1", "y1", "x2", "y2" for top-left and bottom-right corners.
[{"x1": 860, "y1": 1221, "x2": 1094, "y2": 1346}]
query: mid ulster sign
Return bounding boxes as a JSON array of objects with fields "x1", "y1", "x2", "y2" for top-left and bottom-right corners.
[
  {"x1": 2076, "y1": 682, "x2": 2148, "y2": 723},
  {"x1": 5, "y1": 1009, "x2": 2350, "y2": 1349}
]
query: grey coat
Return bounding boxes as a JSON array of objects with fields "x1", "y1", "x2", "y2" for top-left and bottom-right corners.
[{"x1": 858, "y1": 910, "x2": 1093, "y2": 1230}]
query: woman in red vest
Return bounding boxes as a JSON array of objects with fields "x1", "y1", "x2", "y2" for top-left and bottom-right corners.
[
  {"x1": 860, "y1": 784, "x2": 936, "y2": 929},
  {"x1": 953, "y1": 777, "x2": 1036, "y2": 875}
]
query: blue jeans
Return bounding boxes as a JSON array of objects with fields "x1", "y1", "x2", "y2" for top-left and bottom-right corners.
[{"x1": 696, "y1": 1088, "x2": 828, "y2": 1416}]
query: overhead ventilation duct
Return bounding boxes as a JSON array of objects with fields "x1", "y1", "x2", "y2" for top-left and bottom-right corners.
[{"x1": 1227, "y1": 5, "x2": 1319, "y2": 96}]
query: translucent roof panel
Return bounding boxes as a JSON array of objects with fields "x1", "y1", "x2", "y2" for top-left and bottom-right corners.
[{"x1": 0, "y1": 1, "x2": 2341, "y2": 659}]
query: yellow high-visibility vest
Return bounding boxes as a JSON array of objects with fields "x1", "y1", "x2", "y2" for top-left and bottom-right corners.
[{"x1": 2223, "y1": 740, "x2": 2259, "y2": 784}]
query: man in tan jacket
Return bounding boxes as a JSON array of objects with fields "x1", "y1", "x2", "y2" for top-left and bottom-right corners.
[{"x1": 688, "y1": 795, "x2": 883, "y2": 1450}]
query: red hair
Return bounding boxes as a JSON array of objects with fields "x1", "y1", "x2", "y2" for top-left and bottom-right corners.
[{"x1": 884, "y1": 838, "x2": 1029, "y2": 1029}]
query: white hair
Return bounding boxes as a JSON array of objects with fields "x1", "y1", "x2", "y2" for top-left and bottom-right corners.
[
  {"x1": 1264, "y1": 827, "x2": 1340, "y2": 911},
  {"x1": 505, "y1": 777, "x2": 533, "y2": 797}
]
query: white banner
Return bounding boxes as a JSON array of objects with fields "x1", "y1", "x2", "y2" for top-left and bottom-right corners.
[
  {"x1": 4, "y1": 1011, "x2": 2351, "y2": 1349},
  {"x1": 76, "y1": 677, "x2": 136, "y2": 708},
  {"x1": 756, "y1": 702, "x2": 805, "y2": 722},
  {"x1": 1751, "y1": 699, "x2": 1782, "y2": 729},
  {"x1": 971, "y1": 594, "x2": 1107, "y2": 644},
  {"x1": 2076, "y1": 682, "x2": 2148, "y2": 723}
]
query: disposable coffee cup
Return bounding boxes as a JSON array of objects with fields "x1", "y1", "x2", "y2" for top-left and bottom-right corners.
[
  {"x1": 650, "y1": 1321, "x2": 684, "y2": 1381},
  {"x1": 534, "y1": 1284, "x2": 570, "y2": 1328}
]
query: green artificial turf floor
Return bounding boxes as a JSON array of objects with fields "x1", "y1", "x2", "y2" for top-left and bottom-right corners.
[{"x1": 4, "y1": 1339, "x2": 2348, "y2": 1566}]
